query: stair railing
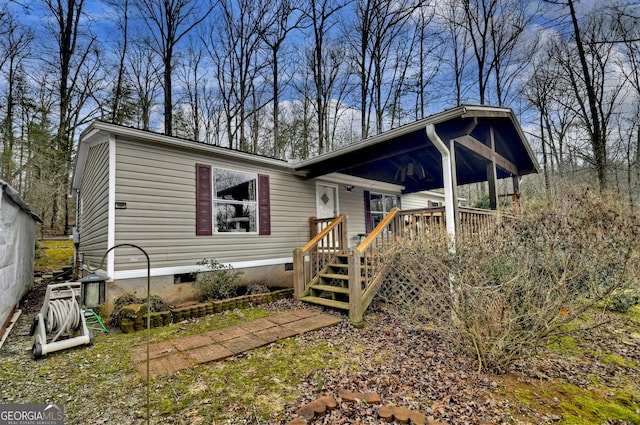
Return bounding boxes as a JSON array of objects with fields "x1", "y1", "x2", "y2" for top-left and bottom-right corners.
[
  {"x1": 349, "y1": 208, "x2": 402, "y2": 324},
  {"x1": 349, "y1": 206, "x2": 461, "y2": 324},
  {"x1": 293, "y1": 214, "x2": 348, "y2": 299}
]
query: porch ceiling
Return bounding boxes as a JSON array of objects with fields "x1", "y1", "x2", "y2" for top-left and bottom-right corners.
[{"x1": 295, "y1": 105, "x2": 539, "y2": 194}]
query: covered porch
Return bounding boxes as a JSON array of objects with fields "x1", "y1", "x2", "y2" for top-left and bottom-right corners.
[{"x1": 292, "y1": 105, "x2": 539, "y2": 324}]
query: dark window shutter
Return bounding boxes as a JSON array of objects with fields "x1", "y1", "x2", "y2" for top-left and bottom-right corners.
[
  {"x1": 396, "y1": 195, "x2": 402, "y2": 209},
  {"x1": 195, "y1": 163, "x2": 212, "y2": 235},
  {"x1": 364, "y1": 190, "x2": 372, "y2": 233},
  {"x1": 258, "y1": 174, "x2": 271, "y2": 235}
]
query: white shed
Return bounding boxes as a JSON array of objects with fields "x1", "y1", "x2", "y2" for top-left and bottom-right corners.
[{"x1": 0, "y1": 180, "x2": 41, "y2": 334}]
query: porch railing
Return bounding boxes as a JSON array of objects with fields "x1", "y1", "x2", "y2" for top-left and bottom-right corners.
[
  {"x1": 295, "y1": 206, "x2": 513, "y2": 324},
  {"x1": 348, "y1": 206, "x2": 510, "y2": 323},
  {"x1": 349, "y1": 208, "x2": 401, "y2": 323},
  {"x1": 293, "y1": 214, "x2": 348, "y2": 299}
]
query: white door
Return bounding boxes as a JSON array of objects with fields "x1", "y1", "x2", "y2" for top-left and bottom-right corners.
[
  {"x1": 316, "y1": 183, "x2": 339, "y2": 219},
  {"x1": 315, "y1": 183, "x2": 339, "y2": 249}
]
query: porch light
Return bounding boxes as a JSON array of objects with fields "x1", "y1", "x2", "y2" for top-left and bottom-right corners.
[{"x1": 79, "y1": 273, "x2": 106, "y2": 308}]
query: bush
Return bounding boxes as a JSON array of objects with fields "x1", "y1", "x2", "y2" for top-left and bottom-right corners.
[
  {"x1": 246, "y1": 283, "x2": 270, "y2": 295},
  {"x1": 196, "y1": 259, "x2": 243, "y2": 301},
  {"x1": 381, "y1": 187, "x2": 640, "y2": 373}
]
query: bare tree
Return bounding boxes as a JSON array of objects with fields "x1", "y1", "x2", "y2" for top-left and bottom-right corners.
[
  {"x1": 437, "y1": 0, "x2": 471, "y2": 106},
  {"x1": 305, "y1": 0, "x2": 348, "y2": 154},
  {"x1": 41, "y1": 0, "x2": 104, "y2": 234},
  {"x1": 348, "y1": 0, "x2": 420, "y2": 137},
  {"x1": 409, "y1": 3, "x2": 441, "y2": 119},
  {"x1": 546, "y1": 0, "x2": 626, "y2": 191},
  {"x1": 0, "y1": 10, "x2": 33, "y2": 184},
  {"x1": 175, "y1": 40, "x2": 207, "y2": 141},
  {"x1": 461, "y1": 0, "x2": 535, "y2": 106},
  {"x1": 136, "y1": 0, "x2": 216, "y2": 136},
  {"x1": 259, "y1": 0, "x2": 306, "y2": 158},
  {"x1": 127, "y1": 42, "x2": 162, "y2": 130},
  {"x1": 104, "y1": 0, "x2": 131, "y2": 124},
  {"x1": 206, "y1": 0, "x2": 269, "y2": 152}
]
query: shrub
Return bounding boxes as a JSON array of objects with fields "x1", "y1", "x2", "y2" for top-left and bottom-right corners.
[
  {"x1": 380, "y1": 187, "x2": 640, "y2": 373},
  {"x1": 246, "y1": 283, "x2": 270, "y2": 295},
  {"x1": 196, "y1": 259, "x2": 243, "y2": 301}
]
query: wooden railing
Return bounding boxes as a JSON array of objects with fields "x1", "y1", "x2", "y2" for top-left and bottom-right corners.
[
  {"x1": 458, "y1": 206, "x2": 508, "y2": 241},
  {"x1": 309, "y1": 216, "x2": 337, "y2": 239},
  {"x1": 293, "y1": 214, "x2": 348, "y2": 299},
  {"x1": 295, "y1": 206, "x2": 512, "y2": 324},
  {"x1": 349, "y1": 208, "x2": 401, "y2": 323},
  {"x1": 348, "y1": 206, "x2": 510, "y2": 323}
]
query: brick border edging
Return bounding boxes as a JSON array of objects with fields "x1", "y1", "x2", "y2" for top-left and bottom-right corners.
[
  {"x1": 119, "y1": 289, "x2": 293, "y2": 333},
  {"x1": 286, "y1": 389, "x2": 444, "y2": 425}
]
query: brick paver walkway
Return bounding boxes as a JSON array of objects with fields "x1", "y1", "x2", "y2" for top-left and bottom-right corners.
[{"x1": 130, "y1": 309, "x2": 341, "y2": 378}]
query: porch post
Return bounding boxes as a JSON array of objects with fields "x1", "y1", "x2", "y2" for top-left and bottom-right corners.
[
  {"x1": 487, "y1": 126, "x2": 498, "y2": 210},
  {"x1": 348, "y1": 249, "x2": 363, "y2": 325},
  {"x1": 426, "y1": 124, "x2": 457, "y2": 251},
  {"x1": 512, "y1": 175, "x2": 520, "y2": 194},
  {"x1": 293, "y1": 248, "x2": 304, "y2": 299}
]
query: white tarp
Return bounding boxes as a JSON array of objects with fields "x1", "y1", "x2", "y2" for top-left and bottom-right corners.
[{"x1": 0, "y1": 180, "x2": 39, "y2": 329}]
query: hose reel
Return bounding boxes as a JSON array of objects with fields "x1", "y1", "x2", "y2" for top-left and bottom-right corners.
[{"x1": 30, "y1": 282, "x2": 93, "y2": 359}]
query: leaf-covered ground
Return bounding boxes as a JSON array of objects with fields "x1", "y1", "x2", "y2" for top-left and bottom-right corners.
[{"x1": 1, "y1": 292, "x2": 639, "y2": 424}]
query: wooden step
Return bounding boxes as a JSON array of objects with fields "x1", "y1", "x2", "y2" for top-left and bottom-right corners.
[
  {"x1": 310, "y1": 284, "x2": 349, "y2": 295},
  {"x1": 320, "y1": 273, "x2": 349, "y2": 280},
  {"x1": 300, "y1": 296, "x2": 349, "y2": 310}
]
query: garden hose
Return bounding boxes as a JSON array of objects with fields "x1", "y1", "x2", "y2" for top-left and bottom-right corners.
[{"x1": 45, "y1": 289, "x2": 82, "y2": 342}]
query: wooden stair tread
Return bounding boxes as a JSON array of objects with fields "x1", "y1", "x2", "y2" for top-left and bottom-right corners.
[
  {"x1": 329, "y1": 263, "x2": 349, "y2": 268},
  {"x1": 300, "y1": 296, "x2": 349, "y2": 310},
  {"x1": 320, "y1": 273, "x2": 349, "y2": 280},
  {"x1": 310, "y1": 284, "x2": 349, "y2": 294}
]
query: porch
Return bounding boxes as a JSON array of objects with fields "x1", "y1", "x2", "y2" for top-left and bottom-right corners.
[
  {"x1": 292, "y1": 105, "x2": 538, "y2": 324},
  {"x1": 293, "y1": 206, "x2": 509, "y2": 324}
]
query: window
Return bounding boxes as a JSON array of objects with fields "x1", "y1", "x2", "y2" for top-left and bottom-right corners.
[
  {"x1": 365, "y1": 191, "x2": 398, "y2": 232},
  {"x1": 195, "y1": 164, "x2": 270, "y2": 235},
  {"x1": 214, "y1": 168, "x2": 257, "y2": 232}
]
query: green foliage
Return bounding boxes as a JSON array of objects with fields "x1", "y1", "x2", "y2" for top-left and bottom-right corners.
[
  {"x1": 195, "y1": 258, "x2": 243, "y2": 301},
  {"x1": 384, "y1": 187, "x2": 640, "y2": 373}
]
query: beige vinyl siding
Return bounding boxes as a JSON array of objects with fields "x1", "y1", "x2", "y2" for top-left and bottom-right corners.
[
  {"x1": 79, "y1": 142, "x2": 110, "y2": 267},
  {"x1": 113, "y1": 138, "x2": 317, "y2": 271},
  {"x1": 401, "y1": 192, "x2": 444, "y2": 209},
  {"x1": 332, "y1": 185, "x2": 368, "y2": 246}
]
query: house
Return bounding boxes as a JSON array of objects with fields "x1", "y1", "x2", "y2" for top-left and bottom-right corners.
[
  {"x1": 0, "y1": 180, "x2": 41, "y2": 337},
  {"x1": 71, "y1": 105, "x2": 538, "y2": 316}
]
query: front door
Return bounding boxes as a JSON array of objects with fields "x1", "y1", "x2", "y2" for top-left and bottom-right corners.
[
  {"x1": 315, "y1": 183, "x2": 339, "y2": 249},
  {"x1": 316, "y1": 183, "x2": 339, "y2": 219}
]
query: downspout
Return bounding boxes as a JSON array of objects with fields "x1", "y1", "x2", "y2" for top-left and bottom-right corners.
[
  {"x1": 425, "y1": 123, "x2": 456, "y2": 252},
  {"x1": 73, "y1": 189, "x2": 80, "y2": 279}
]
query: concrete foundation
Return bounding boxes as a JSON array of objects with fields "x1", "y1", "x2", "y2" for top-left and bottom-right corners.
[{"x1": 103, "y1": 263, "x2": 294, "y2": 314}]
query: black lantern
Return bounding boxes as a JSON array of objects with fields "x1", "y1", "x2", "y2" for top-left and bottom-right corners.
[{"x1": 79, "y1": 273, "x2": 106, "y2": 308}]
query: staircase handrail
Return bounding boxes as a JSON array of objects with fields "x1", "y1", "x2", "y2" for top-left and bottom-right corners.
[
  {"x1": 293, "y1": 214, "x2": 348, "y2": 300},
  {"x1": 354, "y1": 208, "x2": 400, "y2": 255},
  {"x1": 300, "y1": 214, "x2": 347, "y2": 254}
]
